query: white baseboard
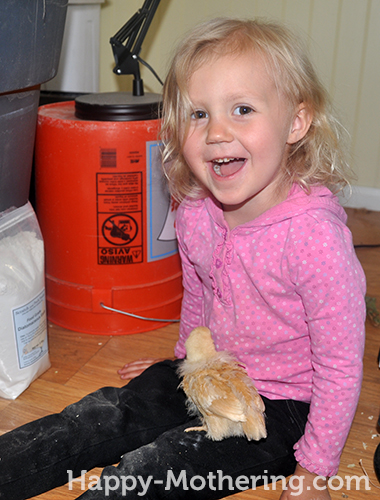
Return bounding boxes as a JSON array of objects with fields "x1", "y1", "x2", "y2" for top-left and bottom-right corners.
[{"x1": 339, "y1": 186, "x2": 380, "y2": 212}]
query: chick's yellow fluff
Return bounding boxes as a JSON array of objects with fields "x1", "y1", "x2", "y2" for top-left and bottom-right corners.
[{"x1": 178, "y1": 327, "x2": 267, "y2": 441}]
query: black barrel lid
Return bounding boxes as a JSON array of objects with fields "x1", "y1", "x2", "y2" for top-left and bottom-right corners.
[{"x1": 74, "y1": 92, "x2": 162, "y2": 122}]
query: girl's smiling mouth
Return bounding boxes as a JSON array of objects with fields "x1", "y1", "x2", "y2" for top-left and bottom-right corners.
[{"x1": 212, "y1": 157, "x2": 246, "y2": 177}]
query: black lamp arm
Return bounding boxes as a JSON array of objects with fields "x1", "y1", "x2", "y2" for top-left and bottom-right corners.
[{"x1": 110, "y1": 0, "x2": 161, "y2": 96}]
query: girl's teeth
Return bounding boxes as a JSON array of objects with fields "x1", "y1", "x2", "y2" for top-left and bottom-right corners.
[{"x1": 214, "y1": 158, "x2": 235, "y2": 163}]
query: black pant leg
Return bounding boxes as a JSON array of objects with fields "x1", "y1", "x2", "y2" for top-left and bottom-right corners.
[
  {"x1": 0, "y1": 360, "x2": 189, "y2": 500},
  {"x1": 76, "y1": 398, "x2": 310, "y2": 500}
]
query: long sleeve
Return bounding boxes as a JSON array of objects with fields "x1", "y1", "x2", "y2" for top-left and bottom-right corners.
[
  {"x1": 288, "y1": 218, "x2": 366, "y2": 476},
  {"x1": 174, "y1": 236, "x2": 204, "y2": 358},
  {"x1": 174, "y1": 202, "x2": 206, "y2": 358}
]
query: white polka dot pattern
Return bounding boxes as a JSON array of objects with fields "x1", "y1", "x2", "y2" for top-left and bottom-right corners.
[{"x1": 175, "y1": 184, "x2": 366, "y2": 476}]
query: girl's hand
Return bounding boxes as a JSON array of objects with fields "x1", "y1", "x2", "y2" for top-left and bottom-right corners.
[
  {"x1": 118, "y1": 358, "x2": 165, "y2": 380},
  {"x1": 280, "y1": 464, "x2": 331, "y2": 500}
]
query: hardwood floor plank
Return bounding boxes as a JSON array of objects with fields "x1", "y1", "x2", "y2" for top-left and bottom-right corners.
[{"x1": 39, "y1": 327, "x2": 111, "y2": 385}]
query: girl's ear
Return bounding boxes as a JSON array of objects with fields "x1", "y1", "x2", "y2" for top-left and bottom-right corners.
[{"x1": 287, "y1": 103, "x2": 313, "y2": 144}]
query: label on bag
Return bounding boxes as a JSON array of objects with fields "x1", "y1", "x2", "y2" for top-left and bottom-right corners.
[{"x1": 12, "y1": 289, "x2": 48, "y2": 369}]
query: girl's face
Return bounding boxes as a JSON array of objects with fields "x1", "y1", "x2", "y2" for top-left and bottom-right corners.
[{"x1": 182, "y1": 51, "x2": 311, "y2": 228}]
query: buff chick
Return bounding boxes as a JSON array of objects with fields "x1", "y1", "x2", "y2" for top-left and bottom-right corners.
[{"x1": 178, "y1": 327, "x2": 267, "y2": 441}]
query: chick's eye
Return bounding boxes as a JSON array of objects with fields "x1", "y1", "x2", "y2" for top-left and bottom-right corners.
[
  {"x1": 191, "y1": 110, "x2": 208, "y2": 120},
  {"x1": 234, "y1": 106, "x2": 253, "y2": 116}
]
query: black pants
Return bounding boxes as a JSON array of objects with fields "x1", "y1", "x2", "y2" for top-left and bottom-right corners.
[{"x1": 0, "y1": 360, "x2": 309, "y2": 500}]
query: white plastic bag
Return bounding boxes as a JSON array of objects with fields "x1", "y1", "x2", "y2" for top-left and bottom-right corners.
[{"x1": 0, "y1": 202, "x2": 50, "y2": 399}]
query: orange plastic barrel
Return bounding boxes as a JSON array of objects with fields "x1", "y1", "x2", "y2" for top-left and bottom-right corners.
[{"x1": 34, "y1": 94, "x2": 182, "y2": 335}]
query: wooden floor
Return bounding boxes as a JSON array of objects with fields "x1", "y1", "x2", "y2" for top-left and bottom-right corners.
[{"x1": 1, "y1": 208, "x2": 380, "y2": 499}]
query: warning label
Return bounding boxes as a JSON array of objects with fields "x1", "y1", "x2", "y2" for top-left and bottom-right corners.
[{"x1": 97, "y1": 172, "x2": 143, "y2": 265}]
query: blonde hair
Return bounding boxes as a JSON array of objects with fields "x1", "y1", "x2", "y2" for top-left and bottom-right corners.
[{"x1": 160, "y1": 18, "x2": 353, "y2": 202}]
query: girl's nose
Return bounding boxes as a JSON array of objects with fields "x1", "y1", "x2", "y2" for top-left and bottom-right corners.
[{"x1": 206, "y1": 117, "x2": 234, "y2": 144}]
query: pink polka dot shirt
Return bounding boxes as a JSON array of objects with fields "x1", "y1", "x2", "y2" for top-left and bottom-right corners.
[{"x1": 174, "y1": 184, "x2": 366, "y2": 476}]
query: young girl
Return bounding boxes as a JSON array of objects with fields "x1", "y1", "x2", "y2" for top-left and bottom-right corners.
[{"x1": 0, "y1": 18, "x2": 365, "y2": 500}]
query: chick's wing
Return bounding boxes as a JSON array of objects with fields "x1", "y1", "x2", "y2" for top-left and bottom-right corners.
[{"x1": 185, "y1": 368, "x2": 247, "y2": 422}]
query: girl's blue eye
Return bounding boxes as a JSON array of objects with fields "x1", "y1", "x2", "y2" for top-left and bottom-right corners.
[
  {"x1": 191, "y1": 110, "x2": 208, "y2": 119},
  {"x1": 234, "y1": 106, "x2": 253, "y2": 116}
]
